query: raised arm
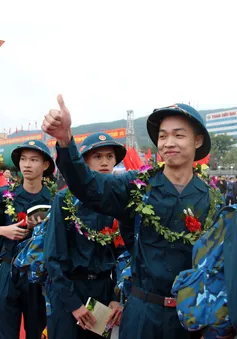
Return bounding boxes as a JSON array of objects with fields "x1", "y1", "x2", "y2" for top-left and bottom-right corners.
[{"x1": 42, "y1": 95, "x2": 137, "y2": 219}]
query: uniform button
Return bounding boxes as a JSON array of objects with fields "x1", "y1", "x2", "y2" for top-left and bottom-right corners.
[
  {"x1": 174, "y1": 220, "x2": 178, "y2": 225},
  {"x1": 167, "y1": 267, "x2": 172, "y2": 272},
  {"x1": 170, "y1": 244, "x2": 175, "y2": 248},
  {"x1": 177, "y1": 198, "x2": 181, "y2": 203}
]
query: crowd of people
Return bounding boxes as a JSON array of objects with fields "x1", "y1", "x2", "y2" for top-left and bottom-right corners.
[{"x1": 0, "y1": 99, "x2": 236, "y2": 339}]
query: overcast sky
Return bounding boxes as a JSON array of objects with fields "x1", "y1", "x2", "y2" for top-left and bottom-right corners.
[{"x1": 1, "y1": 0, "x2": 237, "y2": 133}]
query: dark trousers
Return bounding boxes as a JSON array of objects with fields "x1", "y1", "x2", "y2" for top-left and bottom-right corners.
[
  {"x1": 47, "y1": 276, "x2": 115, "y2": 339},
  {"x1": 0, "y1": 262, "x2": 46, "y2": 339},
  {"x1": 119, "y1": 295, "x2": 202, "y2": 339}
]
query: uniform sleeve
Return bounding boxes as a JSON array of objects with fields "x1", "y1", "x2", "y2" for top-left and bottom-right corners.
[
  {"x1": 44, "y1": 191, "x2": 82, "y2": 312},
  {"x1": 56, "y1": 138, "x2": 137, "y2": 219},
  {"x1": 224, "y1": 210, "x2": 237, "y2": 331}
]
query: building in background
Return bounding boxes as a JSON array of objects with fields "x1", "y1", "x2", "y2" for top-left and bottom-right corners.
[{"x1": 206, "y1": 109, "x2": 237, "y2": 141}]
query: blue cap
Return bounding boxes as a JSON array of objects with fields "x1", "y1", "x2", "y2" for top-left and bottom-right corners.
[
  {"x1": 79, "y1": 132, "x2": 126, "y2": 166},
  {"x1": 147, "y1": 103, "x2": 211, "y2": 161},
  {"x1": 11, "y1": 140, "x2": 55, "y2": 176}
]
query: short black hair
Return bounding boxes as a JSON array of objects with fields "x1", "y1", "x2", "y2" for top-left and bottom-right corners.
[{"x1": 159, "y1": 113, "x2": 204, "y2": 136}]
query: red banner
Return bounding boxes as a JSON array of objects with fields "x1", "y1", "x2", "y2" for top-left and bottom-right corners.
[
  {"x1": 47, "y1": 128, "x2": 126, "y2": 148},
  {"x1": 0, "y1": 133, "x2": 43, "y2": 146}
]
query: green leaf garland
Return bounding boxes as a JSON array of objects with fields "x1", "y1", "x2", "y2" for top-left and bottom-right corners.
[{"x1": 128, "y1": 162, "x2": 223, "y2": 245}]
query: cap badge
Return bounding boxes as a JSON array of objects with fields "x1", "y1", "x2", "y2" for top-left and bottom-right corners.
[
  {"x1": 29, "y1": 141, "x2": 35, "y2": 145},
  {"x1": 99, "y1": 135, "x2": 106, "y2": 141}
]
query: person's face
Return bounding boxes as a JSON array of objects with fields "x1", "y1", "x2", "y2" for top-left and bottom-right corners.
[
  {"x1": 19, "y1": 149, "x2": 49, "y2": 181},
  {"x1": 84, "y1": 146, "x2": 116, "y2": 174},
  {"x1": 157, "y1": 115, "x2": 203, "y2": 168},
  {"x1": 3, "y1": 170, "x2": 11, "y2": 179}
]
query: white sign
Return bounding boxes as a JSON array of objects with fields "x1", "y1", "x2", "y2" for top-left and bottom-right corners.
[{"x1": 206, "y1": 110, "x2": 237, "y2": 121}]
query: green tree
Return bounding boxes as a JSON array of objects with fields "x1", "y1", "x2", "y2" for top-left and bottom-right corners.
[
  {"x1": 222, "y1": 148, "x2": 237, "y2": 169},
  {"x1": 209, "y1": 133, "x2": 236, "y2": 169}
]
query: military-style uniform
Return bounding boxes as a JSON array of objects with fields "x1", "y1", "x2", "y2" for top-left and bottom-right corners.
[
  {"x1": 56, "y1": 140, "x2": 211, "y2": 339},
  {"x1": 45, "y1": 132, "x2": 131, "y2": 339},
  {"x1": 224, "y1": 209, "x2": 237, "y2": 333},
  {"x1": 0, "y1": 140, "x2": 55, "y2": 339},
  {"x1": 45, "y1": 190, "x2": 123, "y2": 338},
  {"x1": 0, "y1": 185, "x2": 52, "y2": 339},
  {"x1": 55, "y1": 104, "x2": 217, "y2": 339}
]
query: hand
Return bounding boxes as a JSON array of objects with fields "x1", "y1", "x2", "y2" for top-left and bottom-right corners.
[
  {"x1": 0, "y1": 220, "x2": 30, "y2": 240},
  {"x1": 106, "y1": 301, "x2": 124, "y2": 327},
  {"x1": 72, "y1": 305, "x2": 96, "y2": 330},
  {"x1": 27, "y1": 215, "x2": 43, "y2": 229},
  {"x1": 41, "y1": 94, "x2": 72, "y2": 143}
]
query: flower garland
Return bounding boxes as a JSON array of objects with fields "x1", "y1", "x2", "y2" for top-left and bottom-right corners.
[
  {"x1": 3, "y1": 178, "x2": 58, "y2": 224},
  {"x1": 63, "y1": 189, "x2": 124, "y2": 247},
  {"x1": 127, "y1": 162, "x2": 223, "y2": 245}
]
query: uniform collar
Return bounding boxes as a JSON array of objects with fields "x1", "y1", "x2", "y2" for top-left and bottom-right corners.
[
  {"x1": 151, "y1": 170, "x2": 208, "y2": 196},
  {"x1": 14, "y1": 184, "x2": 51, "y2": 199}
]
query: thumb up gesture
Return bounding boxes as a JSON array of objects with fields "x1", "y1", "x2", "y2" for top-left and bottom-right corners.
[{"x1": 42, "y1": 94, "x2": 72, "y2": 142}]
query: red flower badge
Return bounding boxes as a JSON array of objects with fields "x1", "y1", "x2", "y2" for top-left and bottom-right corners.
[
  {"x1": 184, "y1": 208, "x2": 201, "y2": 233},
  {"x1": 17, "y1": 212, "x2": 27, "y2": 227},
  {"x1": 100, "y1": 227, "x2": 114, "y2": 235},
  {"x1": 114, "y1": 235, "x2": 125, "y2": 248},
  {"x1": 100, "y1": 220, "x2": 125, "y2": 247},
  {"x1": 112, "y1": 219, "x2": 125, "y2": 248}
]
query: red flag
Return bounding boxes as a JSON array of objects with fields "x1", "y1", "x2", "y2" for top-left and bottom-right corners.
[
  {"x1": 123, "y1": 148, "x2": 144, "y2": 170},
  {"x1": 130, "y1": 148, "x2": 143, "y2": 169},
  {"x1": 193, "y1": 154, "x2": 210, "y2": 167},
  {"x1": 144, "y1": 148, "x2": 152, "y2": 164},
  {"x1": 28, "y1": 123, "x2": 31, "y2": 131},
  {"x1": 35, "y1": 121, "x2": 37, "y2": 129},
  {"x1": 157, "y1": 153, "x2": 163, "y2": 162},
  {"x1": 123, "y1": 147, "x2": 134, "y2": 170},
  {"x1": 0, "y1": 40, "x2": 4, "y2": 47},
  {"x1": 16, "y1": 127, "x2": 18, "y2": 134}
]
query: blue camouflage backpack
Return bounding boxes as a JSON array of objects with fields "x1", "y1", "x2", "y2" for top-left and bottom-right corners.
[
  {"x1": 12, "y1": 217, "x2": 49, "y2": 284},
  {"x1": 12, "y1": 195, "x2": 76, "y2": 284},
  {"x1": 115, "y1": 250, "x2": 132, "y2": 305},
  {"x1": 171, "y1": 205, "x2": 236, "y2": 338}
]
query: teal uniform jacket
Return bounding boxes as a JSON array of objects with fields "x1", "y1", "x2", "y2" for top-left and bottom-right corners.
[
  {"x1": 0, "y1": 184, "x2": 51, "y2": 258},
  {"x1": 44, "y1": 188, "x2": 125, "y2": 312},
  {"x1": 56, "y1": 138, "x2": 213, "y2": 296},
  {"x1": 224, "y1": 208, "x2": 237, "y2": 332},
  {"x1": 0, "y1": 183, "x2": 52, "y2": 339},
  {"x1": 44, "y1": 188, "x2": 129, "y2": 339},
  {"x1": 55, "y1": 138, "x2": 217, "y2": 339}
]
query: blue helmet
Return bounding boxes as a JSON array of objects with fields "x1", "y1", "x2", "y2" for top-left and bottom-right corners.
[
  {"x1": 11, "y1": 140, "x2": 55, "y2": 176},
  {"x1": 79, "y1": 132, "x2": 126, "y2": 166},
  {"x1": 147, "y1": 103, "x2": 211, "y2": 161}
]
